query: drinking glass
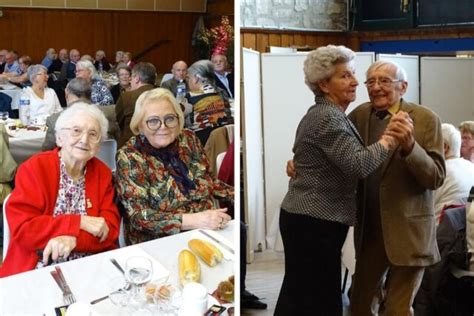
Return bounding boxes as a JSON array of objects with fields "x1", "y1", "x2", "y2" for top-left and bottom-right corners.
[
  {"x1": 125, "y1": 256, "x2": 153, "y2": 310},
  {"x1": 108, "y1": 276, "x2": 130, "y2": 308}
]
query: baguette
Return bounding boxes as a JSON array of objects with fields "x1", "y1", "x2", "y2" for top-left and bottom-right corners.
[
  {"x1": 178, "y1": 249, "x2": 201, "y2": 286},
  {"x1": 188, "y1": 238, "x2": 224, "y2": 267}
]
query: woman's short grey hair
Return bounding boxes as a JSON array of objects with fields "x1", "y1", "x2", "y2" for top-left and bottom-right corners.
[
  {"x1": 130, "y1": 88, "x2": 184, "y2": 135},
  {"x1": 76, "y1": 60, "x2": 98, "y2": 80},
  {"x1": 303, "y1": 45, "x2": 355, "y2": 95},
  {"x1": 459, "y1": 121, "x2": 474, "y2": 135},
  {"x1": 442, "y1": 123, "x2": 461, "y2": 159},
  {"x1": 366, "y1": 60, "x2": 408, "y2": 82},
  {"x1": 27, "y1": 64, "x2": 48, "y2": 82},
  {"x1": 187, "y1": 60, "x2": 215, "y2": 86},
  {"x1": 55, "y1": 102, "x2": 109, "y2": 144}
]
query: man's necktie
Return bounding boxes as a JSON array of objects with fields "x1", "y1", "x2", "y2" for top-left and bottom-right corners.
[{"x1": 375, "y1": 110, "x2": 390, "y2": 120}]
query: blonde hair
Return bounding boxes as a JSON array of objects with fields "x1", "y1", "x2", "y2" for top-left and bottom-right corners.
[
  {"x1": 129, "y1": 88, "x2": 184, "y2": 135},
  {"x1": 459, "y1": 121, "x2": 474, "y2": 135}
]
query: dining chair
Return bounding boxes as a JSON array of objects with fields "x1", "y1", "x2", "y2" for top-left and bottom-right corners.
[
  {"x1": 96, "y1": 139, "x2": 117, "y2": 173},
  {"x1": 2, "y1": 193, "x2": 10, "y2": 259}
]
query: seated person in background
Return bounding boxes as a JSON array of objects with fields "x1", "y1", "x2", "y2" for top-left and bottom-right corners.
[
  {"x1": 3, "y1": 51, "x2": 20, "y2": 76},
  {"x1": 110, "y1": 65, "x2": 131, "y2": 103},
  {"x1": 0, "y1": 103, "x2": 120, "y2": 277},
  {"x1": 24, "y1": 64, "x2": 62, "y2": 125},
  {"x1": 459, "y1": 121, "x2": 474, "y2": 163},
  {"x1": 161, "y1": 60, "x2": 188, "y2": 96},
  {"x1": 6, "y1": 55, "x2": 32, "y2": 86},
  {"x1": 94, "y1": 50, "x2": 111, "y2": 72},
  {"x1": 115, "y1": 62, "x2": 156, "y2": 148},
  {"x1": 434, "y1": 123, "x2": 474, "y2": 223},
  {"x1": 123, "y1": 52, "x2": 135, "y2": 69},
  {"x1": 185, "y1": 60, "x2": 233, "y2": 145},
  {"x1": 42, "y1": 78, "x2": 119, "y2": 151},
  {"x1": 115, "y1": 88, "x2": 233, "y2": 245},
  {"x1": 48, "y1": 48, "x2": 68, "y2": 74},
  {"x1": 211, "y1": 53, "x2": 234, "y2": 99},
  {"x1": 0, "y1": 49, "x2": 7, "y2": 74},
  {"x1": 59, "y1": 49, "x2": 80, "y2": 82},
  {"x1": 0, "y1": 124, "x2": 17, "y2": 204},
  {"x1": 80, "y1": 54, "x2": 94, "y2": 63},
  {"x1": 41, "y1": 48, "x2": 56, "y2": 69},
  {"x1": 75, "y1": 60, "x2": 113, "y2": 105}
]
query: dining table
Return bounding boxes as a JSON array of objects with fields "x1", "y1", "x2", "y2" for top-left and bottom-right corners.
[
  {"x1": 0, "y1": 221, "x2": 236, "y2": 316},
  {"x1": 7, "y1": 124, "x2": 47, "y2": 164}
]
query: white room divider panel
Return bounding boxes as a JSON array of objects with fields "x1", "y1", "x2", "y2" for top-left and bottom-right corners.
[
  {"x1": 377, "y1": 54, "x2": 420, "y2": 104},
  {"x1": 242, "y1": 48, "x2": 266, "y2": 254},
  {"x1": 420, "y1": 57, "x2": 474, "y2": 125}
]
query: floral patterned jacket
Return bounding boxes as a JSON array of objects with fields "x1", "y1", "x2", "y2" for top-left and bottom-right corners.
[{"x1": 116, "y1": 129, "x2": 234, "y2": 245}]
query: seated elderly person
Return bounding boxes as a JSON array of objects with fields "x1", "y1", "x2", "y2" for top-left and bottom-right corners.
[
  {"x1": 94, "y1": 50, "x2": 111, "y2": 72},
  {"x1": 0, "y1": 124, "x2": 17, "y2": 205},
  {"x1": 185, "y1": 60, "x2": 233, "y2": 145},
  {"x1": 7, "y1": 55, "x2": 32, "y2": 85},
  {"x1": 110, "y1": 65, "x2": 131, "y2": 103},
  {"x1": 434, "y1": 123, "x2": 474, "y2": 223},
  {"x1": 0, "y1": 103, "x2": 120, "y2": 277},
  {"x1": 42, "y1": 78, "x2": 119, "y2": 151},
  {"x1": 116, "y1": 88, "x2": 233, "y2": 245},
  {"x1": 459, "y1": 121, "x2": 474, "y2": 163},
  {"x1": 23, "y1": 64, "x2": 62, "y2": 125},
  {"x1": 75, "y1": 60, "x2": 113, "y2": 105}
]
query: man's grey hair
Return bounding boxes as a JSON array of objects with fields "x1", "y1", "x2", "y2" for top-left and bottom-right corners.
[
  {"x1": 66, "y1": 78, "x2": 92, "y2": 102},
  {"x1": 442, "y1": 123, "x2": 462, "y2": 159},
  {"x1": 366, "y1": 60, "x2": 408, "y2": 82},
  {"x1": 27, "y1": 64, "x2": 48, "y2": 82},
  {"x1": 55, "y1": 102, "x2": 108, "y2": 141},
  {"x1": 132, "y1": 62, "x2": 156, "y2": 85},
  {"x1": 303, "y1": 45, "x2": 356, "y2": 96},
  {"x1": 187, "y1": 60, "x2": 215, "y2": 86}
]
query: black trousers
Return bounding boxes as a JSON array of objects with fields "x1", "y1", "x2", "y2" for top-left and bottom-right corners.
[{"x1": 275, "y1": 209, "x2": 349, "y2": 316}]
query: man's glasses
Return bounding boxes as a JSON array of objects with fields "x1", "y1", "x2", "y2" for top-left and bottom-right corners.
[
  {"x1": 62, "y1": 127, "x2": 101, "y2": 143},
  {"x1": 145, "y1": 114, "x2": 179, "y2": 131},
  {"x1": 364, "y1": 77, "x2": 402, "y2": 88}
]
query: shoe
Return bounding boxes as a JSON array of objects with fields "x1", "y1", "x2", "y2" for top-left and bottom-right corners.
[
  {"x1": 241, "y1": 289, "x2": 260, "y2": 301},
  {"x1": 241, "y1": 298, "x2": 268, "y2": 310}
]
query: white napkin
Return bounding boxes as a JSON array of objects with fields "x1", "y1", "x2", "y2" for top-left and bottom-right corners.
[{"x1": 191, "y1": 229, "x2": 234, "y2": 261}]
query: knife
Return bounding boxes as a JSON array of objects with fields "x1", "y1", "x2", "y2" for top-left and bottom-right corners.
[{"x1": 198, "y1": 229, "x2": 234, "y2": 255}]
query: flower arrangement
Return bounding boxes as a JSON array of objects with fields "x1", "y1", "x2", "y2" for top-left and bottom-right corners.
[{"x1": 195, "y1": 16, "x2": 234, "y2": 67}]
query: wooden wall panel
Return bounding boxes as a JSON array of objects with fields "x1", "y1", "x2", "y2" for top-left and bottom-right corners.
[{"x1": 0, "y1": 8, "x2": 201, "y2": 74}]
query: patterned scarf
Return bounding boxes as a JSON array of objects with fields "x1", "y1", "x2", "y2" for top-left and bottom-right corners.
[{"x1": 135, "y1": 135, "x2": 196, "y2": 195}]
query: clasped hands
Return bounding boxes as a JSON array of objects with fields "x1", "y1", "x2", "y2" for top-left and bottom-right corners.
[
  {"x1": 380, "y1": 111, "x2": 415, "y2": 154},
  {"x1": 42, "y1": 216, "x2": 109, "y2": 265}
]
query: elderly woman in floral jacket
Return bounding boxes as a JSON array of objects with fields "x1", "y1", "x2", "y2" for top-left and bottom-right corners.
[{"x1": 116, "y1": 88, "x2": 233, "y2": 245}]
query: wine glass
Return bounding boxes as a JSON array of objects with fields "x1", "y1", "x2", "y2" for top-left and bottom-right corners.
[{"x1": 125, "y1": 256, "x2": 153, "y2": 310}]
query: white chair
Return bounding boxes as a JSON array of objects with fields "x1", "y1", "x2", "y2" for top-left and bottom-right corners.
[
  {"x1": 160, "y1": 73, "x2": 173, "y2": 86},
  {"x1": 2, "y1": 193, "x2": 10, "y2": 260},
  {"x1": 96, "y1": 139, "x2": 117, "y2": 173}
]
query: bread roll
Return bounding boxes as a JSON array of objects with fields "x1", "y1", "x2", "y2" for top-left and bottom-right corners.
[
  {"x1": 178, "y1": 249, "x2": 201, "y2": 286},
  {"x1": 188, "y1": 239, "x2": 224, "y2": 267}
]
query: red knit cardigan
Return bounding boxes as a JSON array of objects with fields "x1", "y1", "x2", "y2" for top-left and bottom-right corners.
[{"x1": 0, "y1": 148, "x2": 120, "y2": 277}]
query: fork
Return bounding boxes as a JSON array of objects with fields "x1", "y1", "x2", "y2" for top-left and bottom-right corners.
[{"x1": 50, "y1": 266, "x2": 76, "y2": 305}]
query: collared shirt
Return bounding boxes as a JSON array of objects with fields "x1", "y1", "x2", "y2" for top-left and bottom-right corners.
[
  {"x1": 4, "y1": 61, "x2": 20, "y2": 75},
  {"x1": 41, "y1": 56, "x2": 53, "y2": 69},
  {"x1": 215, "y1": 71, "x2": 232, "y2": 98}
]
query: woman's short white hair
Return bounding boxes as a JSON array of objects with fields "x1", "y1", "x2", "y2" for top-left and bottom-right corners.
[
  {"x1": 442, "y1": 123, "x2": 461, "y2": 159},
  {"x1": 55, "y1": 102, "x2": 108, "y2": 145},
  {"x1": 27, "y1": 64, "x2": 48, "y2": 82},
  {"x1": 303, "y1": 45, "x2": 355, "y2": 95},
  {"x1": 76, "y1": 60, "x2": 98, "y2": 80},
  {"x1": 130, "y1": 88, "x2": 185, "y2": 135}
]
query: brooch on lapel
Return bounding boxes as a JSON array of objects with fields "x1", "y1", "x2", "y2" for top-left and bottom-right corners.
[{"x1": 87, "y1": 199, "x2": 92, "y2": 209}]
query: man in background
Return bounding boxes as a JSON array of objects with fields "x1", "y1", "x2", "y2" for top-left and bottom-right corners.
[
  {"x1": 161, "y1": 60, "x2": 188, "y2": 96},
  {"x1": 211, "y1": 53, "x2": 234, "y2": 99}
]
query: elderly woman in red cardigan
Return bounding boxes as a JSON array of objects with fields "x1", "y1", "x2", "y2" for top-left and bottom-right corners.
[{"x1": 0, "y1": 102, "x2": 120, "y2": 277}]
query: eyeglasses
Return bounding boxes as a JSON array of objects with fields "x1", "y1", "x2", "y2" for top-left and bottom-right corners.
[
  {"x1": 62, "y1": 127, "x2": 101, "y2": 143},
  {"x1": 364, "y1": 77, "x2": 402, "y2": 88},
  {"x1": 145, "y1": 114, "x2": 179, "y2": 131}
]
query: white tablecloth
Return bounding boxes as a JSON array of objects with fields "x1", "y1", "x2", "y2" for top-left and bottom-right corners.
[
  {"x1": 9, "y1": 128, "x2": 46, "y2": 164},
  {"x1": 0, "y1": 85, "x2": 21, "y2": 110},
  {"x1": 0, "y1": 222, "x2": 235, "y2": 316}
]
